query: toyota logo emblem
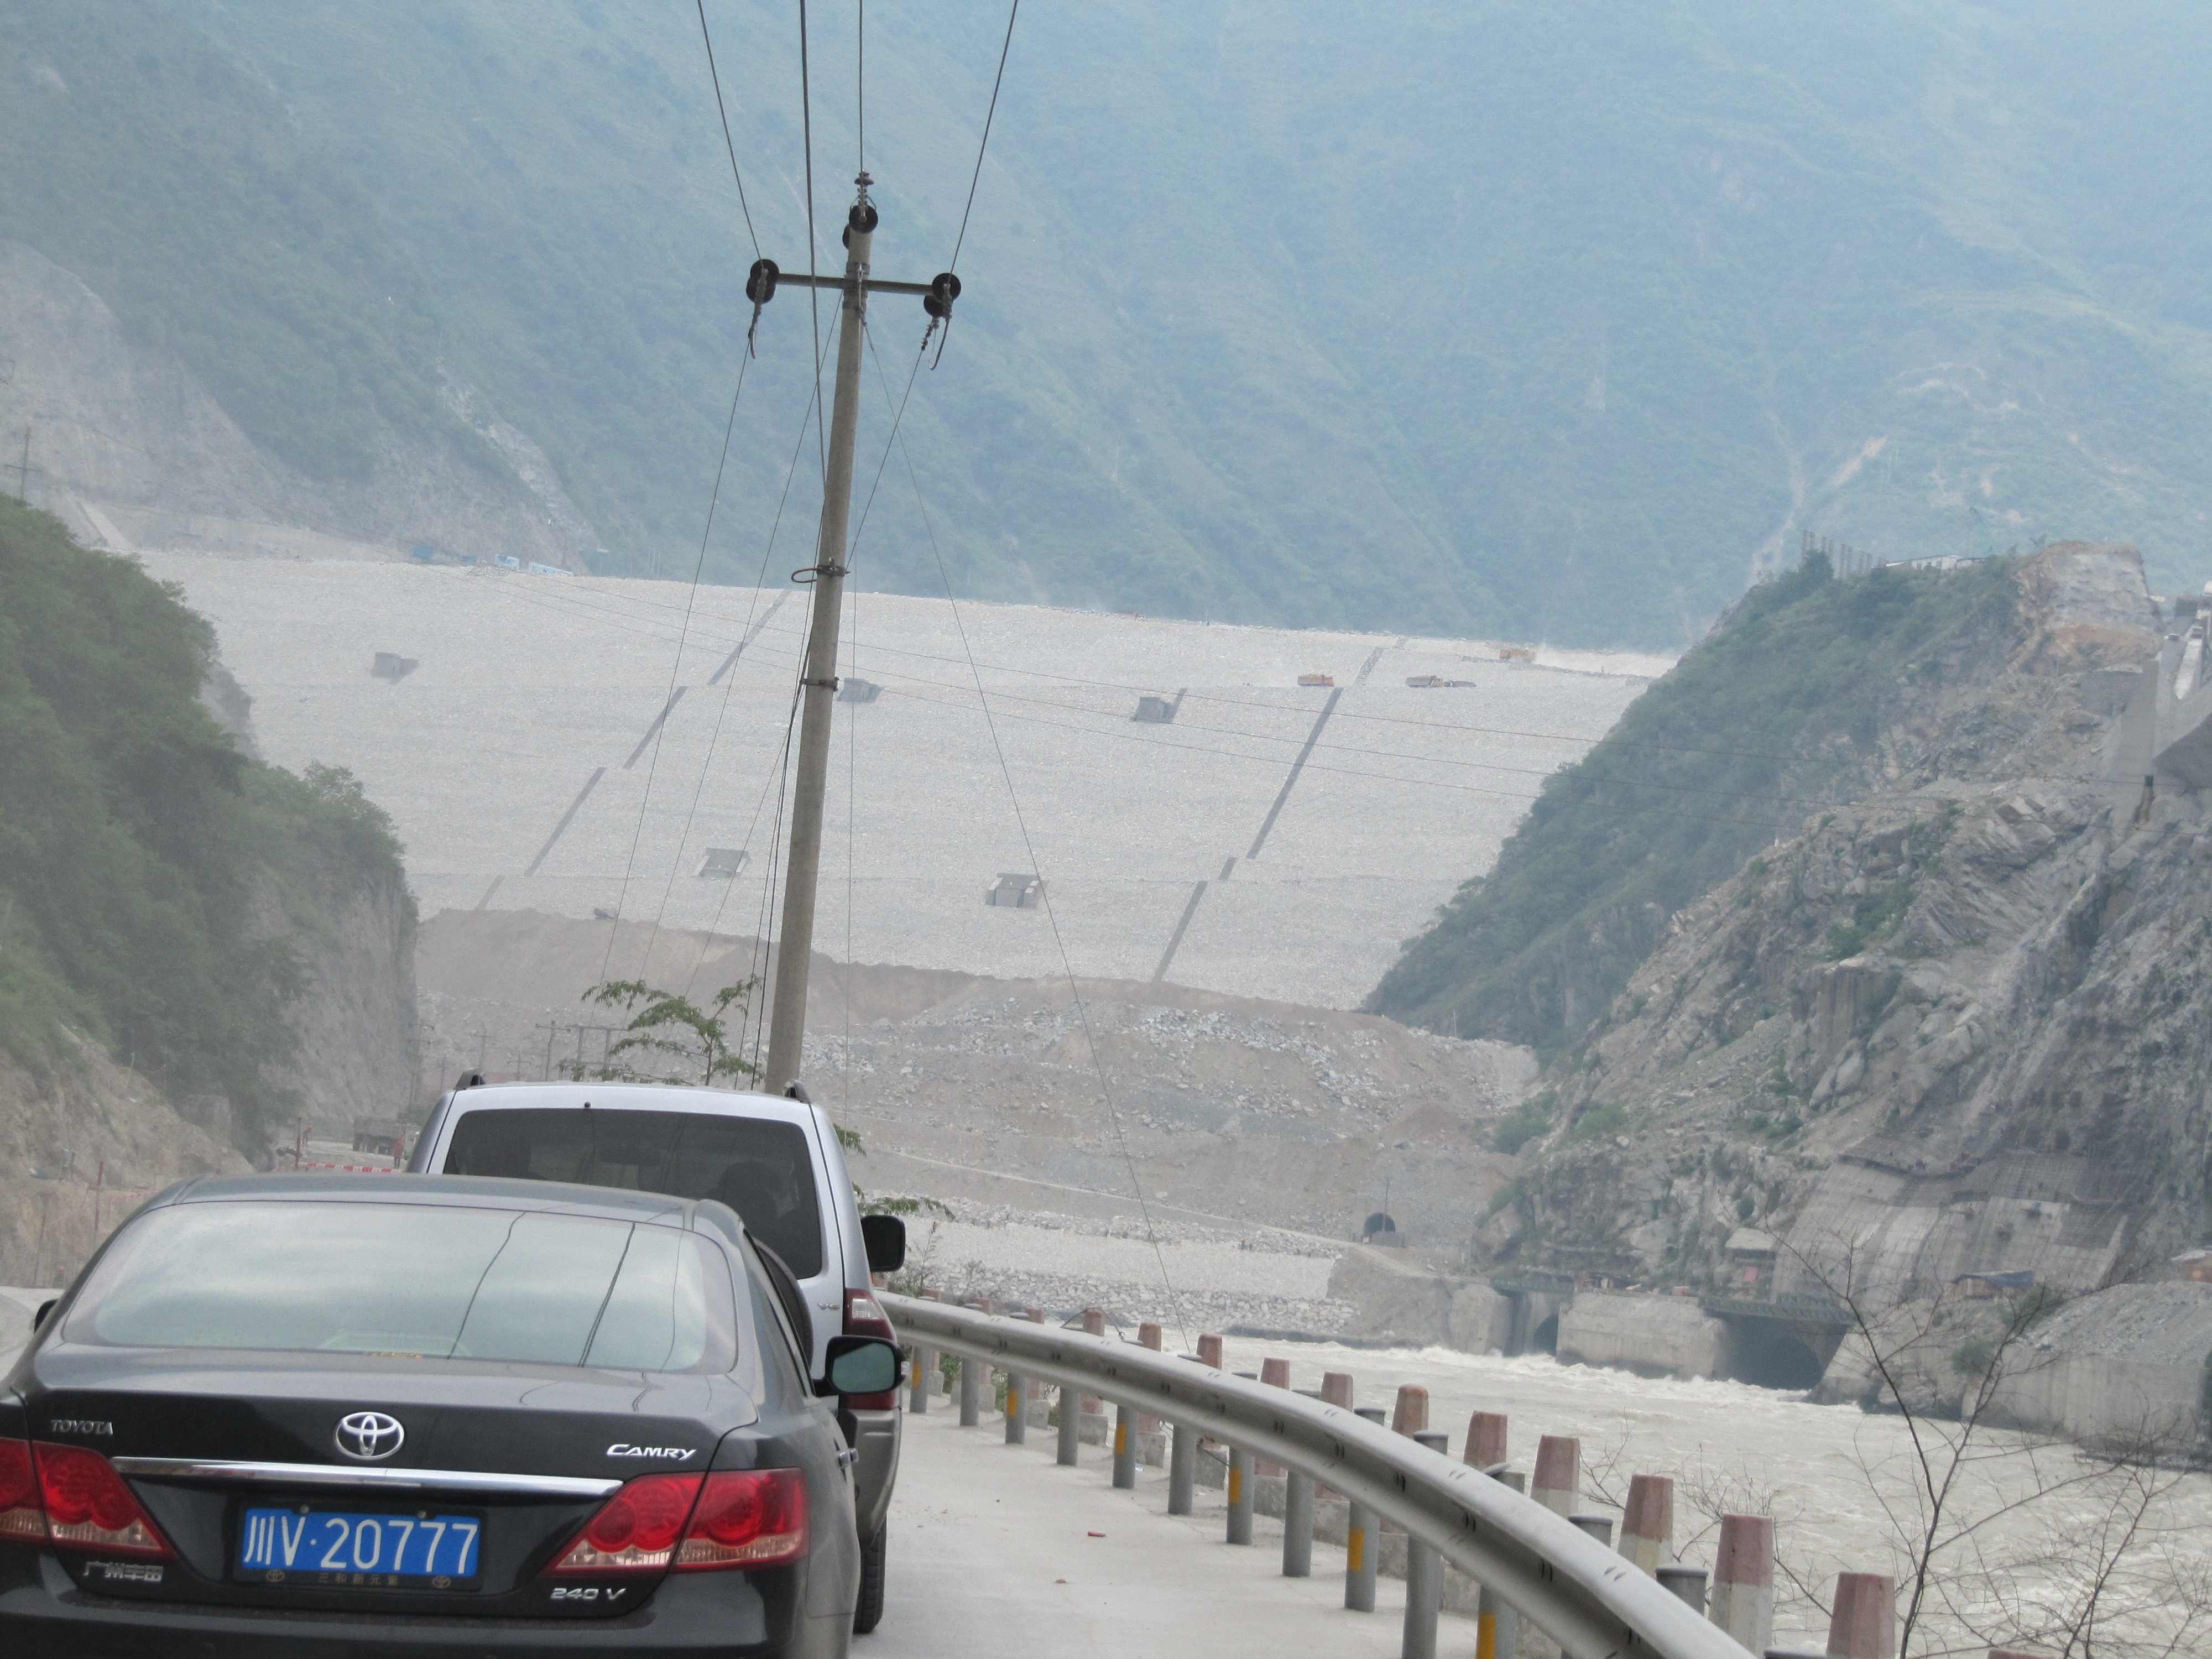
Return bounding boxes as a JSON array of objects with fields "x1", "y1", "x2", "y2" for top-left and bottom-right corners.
[{"x1": 334, "y1": 1411, "x2": 405, "y2": 1462}]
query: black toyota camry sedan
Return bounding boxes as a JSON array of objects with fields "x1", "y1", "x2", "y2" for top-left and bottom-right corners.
[{"x1": 0, "y1": 1173, "x2": 901, "y2": 1657}]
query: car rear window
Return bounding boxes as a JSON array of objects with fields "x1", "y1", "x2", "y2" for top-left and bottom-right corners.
[
  {"x1": 66, "y1": 1201, "x2": 737, "y2": 1372},
  {"x1": 442, "y1": 1108, "x2": 826, "y2": 1278}
]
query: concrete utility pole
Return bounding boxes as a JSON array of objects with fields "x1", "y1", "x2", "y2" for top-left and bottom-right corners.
[{"x1": 763, "y1": 175, "x2": 959, "y2": 1092}]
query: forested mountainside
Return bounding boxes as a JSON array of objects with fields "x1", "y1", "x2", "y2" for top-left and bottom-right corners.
[
  {"x1": 1369, "y1": 552, "x2": 2026, "y2": 1055},
  {"x1": 8, "y1": 4, "x2": 2212, "y2": 644},
  {"x1": 1413, "y1": 544, "x2": 2212, "y2": 1296},
  {"x1": 0, "y1": 495, "x2": 416, "y2": 1150}
]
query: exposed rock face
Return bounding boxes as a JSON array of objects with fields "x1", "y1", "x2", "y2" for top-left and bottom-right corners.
[
  {"x1": 0, "y1": 1039, "x2": 249, "y2": 1285},
  {"x1": 262, "y1": 862, "x2": 418, "y2": 1134},
  {"x1": 0, "y1": 239, "x2": 588, "y2": 565},
  {"x1": 1491, "y1": 546, "x2": 2211, "y2": 1308}
]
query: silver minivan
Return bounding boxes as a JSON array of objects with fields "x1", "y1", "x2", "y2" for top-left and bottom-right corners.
[{"x1": 408, "y1": 1079, "x2": 904, "y2": 1632}]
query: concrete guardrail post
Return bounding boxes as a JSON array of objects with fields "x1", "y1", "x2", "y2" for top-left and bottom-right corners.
[
  {"x1": 1710, "y1": 1514, "x2": 1775, "y2": 1657},
  {"x1": 1570, "y1": 1514, "x2": 1614, "y2": 1548},
  {"x1": 1823, "y1": 1572, "x2": 1895, "y2": 1659},
  {"x1": 1282, "y1": 1460, "x2": 1314, "y2": 1578},
  {"x1": 1197, "y1": 1332, "x2": 1223, "y2": 1368},
  {"x1": 1403, "y1": 1430, "x2": 1449, "y2": 1659},
  {"x1": 1002, "y1": 1307, "x2": 1040, "y2": 1445},
  {"x1": 1227, "y1": 1444, "x2": 1254, "y2": 1545},
  {"x1": 1478, "y1": 1468, "x2": 1524, "y2": 1659},
  {"x1": 1113, "y1": 1402, "x2": 1138, "y2": 1488},
  {"x1": 1169, "y1": 1420, "x2": 1197, "y2": 1515},
  {"x1": 1058, "y1": 1381, "x2": 1081, "y2": 1466},
  {"x1": 957, "y1": 1296, "x2": 987, "y2": 1426},
  {"x1": 910, "y1": 1288, "x2": 941, "y2": 1415},
  {"x1": 1464, "y1": 1409, "x2": 1507, "y2": 1470},
  {"x1": 1531, "y1": 1434, "x2": 1579, "y2": 1516},
  {"x1": 1345, "y1": 1404, "x2": 1386, "y2": 1611},
  {"x1": 1658, "y1": 1564, "x2": 1708, "y2": 1615},
  {"x1": 1392, "y1": 1383, "x2": 1430, "y2": 1434},
  {"x1": 1621, "y1": 1473, "x2": 1674, "y2": 1575}
]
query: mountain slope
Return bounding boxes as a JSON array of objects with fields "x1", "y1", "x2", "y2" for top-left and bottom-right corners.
[
  {"x1": 1449, "y1": 545, "x2": 2212, "y2": 1300},
  {"x1": 1367, "y1": 554, "x2": 2025, "y2": 1053},
  {"x1": 9, "y1": 3, "x2": 2212, "y2": 643},
  {"x1": 0, "y1": 494, "x2": 415, "y2": 1144}
]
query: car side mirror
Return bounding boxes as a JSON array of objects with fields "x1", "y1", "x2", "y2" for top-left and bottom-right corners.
[
  {"x1": 34, "y1": 1299, "x2": 56, "y2": 1330},
  {"x1": 818, "y1": 1334, "x2": 902, "y2": 1397},
  {"x1": 860, "y1": 1214, "x2": 906, "y2": 1272}
]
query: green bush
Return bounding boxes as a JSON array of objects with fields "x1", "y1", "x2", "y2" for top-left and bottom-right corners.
[
  {"x1": 1490, "y1": 1091, "x2": 1558, "y2": 1156},
  {"x1": 1562, "y1": 1100, "x2": 1629, "y2": 1146}
]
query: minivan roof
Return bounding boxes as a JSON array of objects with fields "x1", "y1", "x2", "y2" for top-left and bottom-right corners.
[
  {"x1": 440, "y1": 1082, "x2": 818, "y2": 1126},
  {"x1": 160, "y1": 1171, "x2": 703, "y2": 1229}
]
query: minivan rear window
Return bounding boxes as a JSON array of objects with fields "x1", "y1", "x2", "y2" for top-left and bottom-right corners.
[
  {"x1": 67, "y1": 1201, "x2": 736, "y2": 1372},
  {"x1": 443, "y1": 1109, "x2": 826, "y2": 1278}
]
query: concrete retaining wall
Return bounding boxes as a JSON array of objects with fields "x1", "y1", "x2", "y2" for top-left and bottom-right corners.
[
  {"x1": 1996, "y1": 1350, "x2": 2203, "y2": 1448},
  {"x1": 1326, "y1": 1244, "x2": 1457, "y2": 1344},
  {"x1": 1986, "y1": 1282, "x2": 2212, "y2": 1449},
  {"x1": 1557, "y1": 1292, "x2": 1730, "y2": 1379}
]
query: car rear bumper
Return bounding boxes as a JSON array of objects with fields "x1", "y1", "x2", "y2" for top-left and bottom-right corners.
[{"x1": 0, "y1": 1553, "x2": 848, "y2": 1658}]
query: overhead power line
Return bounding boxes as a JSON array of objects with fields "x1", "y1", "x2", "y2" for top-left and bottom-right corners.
[
  {"x1": 694, "y1": 0, "x2": 762, "y2": 259},
  {"x1": 949, "y1": 0, "x2": 1021, "y2": 272}
]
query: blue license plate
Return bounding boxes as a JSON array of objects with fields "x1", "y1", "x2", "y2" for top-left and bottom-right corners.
[{"x1": 236, "y1": 1507, "x2": 482, "y2": 1588}]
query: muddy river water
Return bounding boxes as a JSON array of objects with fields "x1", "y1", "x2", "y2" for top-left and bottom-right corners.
[{"x1": 1212, "y1": 1334, "x2": 2210, "y2": 1656}]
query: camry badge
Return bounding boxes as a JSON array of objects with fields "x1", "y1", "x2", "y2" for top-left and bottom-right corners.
[{"x1": 334, "y1": 1411, "x2": 405, "y2": 1462}]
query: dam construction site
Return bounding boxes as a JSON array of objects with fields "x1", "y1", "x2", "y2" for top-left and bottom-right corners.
[
  {"x1": 23, "y1": 15, "x2": 2212, "y2": 1657},
  {"x1": 0, "y1": 531, "x2": 2165, "y2": 1473}
]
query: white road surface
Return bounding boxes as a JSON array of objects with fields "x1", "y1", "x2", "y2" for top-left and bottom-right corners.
[{"x1": 878, "y1": 1402, "x2": 1457, "y2": 1659}]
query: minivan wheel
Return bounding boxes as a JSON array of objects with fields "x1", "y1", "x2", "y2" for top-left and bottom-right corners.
[{"x1": 853, "y1": 1526, "x2": 887, "y2": 1634}]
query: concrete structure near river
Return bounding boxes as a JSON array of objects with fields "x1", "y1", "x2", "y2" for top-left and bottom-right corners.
[{"x1": 140, "y1": 551, "x2": 1666, "y2": 1011}]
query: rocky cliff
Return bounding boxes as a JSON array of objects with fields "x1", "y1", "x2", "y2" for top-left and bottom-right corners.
[
  {"x1": 1478, "y1": 545, "x2": 2211, "y2": 1306},
  {"x1": 0, "y1": 1039, "x2": 248, "y2": 1285},
  {"x1": 244, "y1": 822, "x2": 419, "y2": 1138}
]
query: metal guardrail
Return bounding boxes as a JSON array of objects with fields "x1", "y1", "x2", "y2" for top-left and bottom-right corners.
[{"x1": 884, "y1": 1293, "x2": 1754, "y2": 1659}]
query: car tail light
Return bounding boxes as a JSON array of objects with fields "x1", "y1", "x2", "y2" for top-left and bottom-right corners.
[
  {"x1": 843, "y1": 1288, "x2": 897, "y2": 1408},
  {"x1": 674, "y1": 1469, "x2": 807, "y2": 1571},
  {"x1": 545, "y1": 1473, "x2": 703, "y2": 1574},
  {"x1": 32, "y1": 1443, "x2": 173, "y2": 1559},
  {"x1": 0, "y1": 1439, "x2": 44, "y2": 1545}
]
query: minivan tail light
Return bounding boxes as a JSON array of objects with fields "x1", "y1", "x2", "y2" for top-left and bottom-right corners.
[
  {"x1": 843, "y1": 1289, "x2": 896, "y2": 1407},
  {"x1": 545, "y1": 1473, "x2": 703, "y2": 1574},
  {"x1": 32, "y1": 1443, "x2": 174, "y2": 1559},
  {"x1": 0, "y1": 1439, "x2": 43, "y2": 1545},
  {"x1": 674, "y1": 1469, "x2": 807, "y2": 1571}
]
